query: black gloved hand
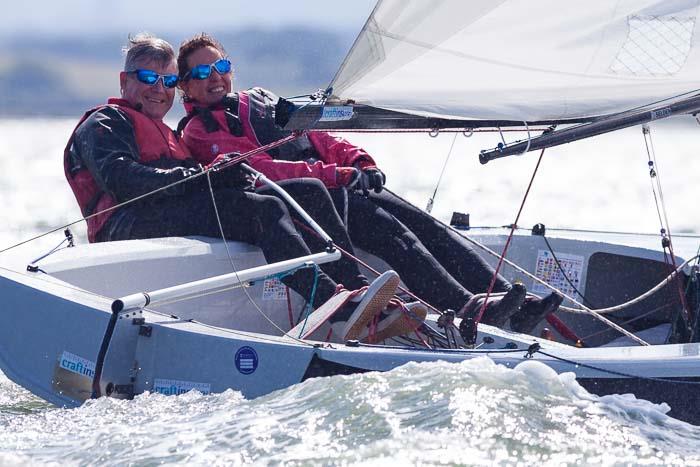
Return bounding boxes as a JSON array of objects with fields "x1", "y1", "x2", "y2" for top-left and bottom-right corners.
[
  {"x1": 159, "y1": 166, "x2": 203, "y2": 196},
  {"x1": 357, "y1": 166, "x2": 386, "y2": 195},
  {"x1": 335, "y1": 167, "x2": 361, "y2": 188},
  {"x1": 274, "y1": 96, "x2": 298, "y2": 128},
  {"x1": 205, "y1": 154, "x2": 254, "y2": 190}
]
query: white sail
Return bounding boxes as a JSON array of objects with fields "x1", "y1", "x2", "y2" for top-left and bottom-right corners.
[{"x1": 330, "y1": 0, "x2": 700, "y2": 122}]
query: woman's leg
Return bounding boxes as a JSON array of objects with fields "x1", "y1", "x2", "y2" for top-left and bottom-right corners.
[
  {"x1": 335, "y1": 190, "x2": 472, "y2": 312},
  {"x1": 368, "y1": 189, "x2": 511, "y2": 293},
  {"x1": 256, "y1": 178, "x2": 369, "y2": 291}
]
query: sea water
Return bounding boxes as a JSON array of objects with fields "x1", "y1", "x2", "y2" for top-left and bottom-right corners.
[{"x1": 1, "y1": 118, "x2": 700, "y2": 465}]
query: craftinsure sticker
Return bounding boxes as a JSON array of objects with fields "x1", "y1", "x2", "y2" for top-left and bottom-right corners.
[
  {"x1": 319, "y1": 106, "x2": 354, "y2": 121},
  {"x1": 59, "y1": 351, "x2": 96, "y2": 378},
  {"x1": 53, "y1": 351, "x2": 96, "y2": 401},
  {"x1": 152, "y1": 378, "x2": 211, "y2": 396}
]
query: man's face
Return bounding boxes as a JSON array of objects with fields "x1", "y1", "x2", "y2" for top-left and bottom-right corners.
[
  {"x1": 181, "y1": 46, "x2": 232, "y2": 106},
  {"x1": 119, "y1": 58, "x2": 177, "y2": 120}
]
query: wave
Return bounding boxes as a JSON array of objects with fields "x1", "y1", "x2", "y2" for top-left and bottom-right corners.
[{"x1": 2, "y1": 358, "x2": 700, "y2": 465}]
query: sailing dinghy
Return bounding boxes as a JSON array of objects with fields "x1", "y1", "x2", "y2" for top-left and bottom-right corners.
[{"x1": 2, "y1": 0, "x2": 700, "y2": 424}]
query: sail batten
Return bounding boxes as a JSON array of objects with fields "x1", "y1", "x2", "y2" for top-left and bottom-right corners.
[{"x1": 329, "y1": 0, "x2": 700, "y2": 123}]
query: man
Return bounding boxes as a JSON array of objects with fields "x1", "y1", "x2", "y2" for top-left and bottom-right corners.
[
  {"x1": 63, "y1": 33, "x2": 420, "y2": 343},
  {"x1": 176, "y1": 33, "x2": 563, "y2": 333}
]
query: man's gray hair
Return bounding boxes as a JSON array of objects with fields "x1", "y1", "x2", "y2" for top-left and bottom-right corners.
[{"x1": 123, "y1": 33, "x2": 175, "y2": 71}]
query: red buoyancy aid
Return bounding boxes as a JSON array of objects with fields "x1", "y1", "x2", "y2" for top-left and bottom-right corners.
[{"x1": 64, "y1": 98, "x2": 189, "y2": 242}]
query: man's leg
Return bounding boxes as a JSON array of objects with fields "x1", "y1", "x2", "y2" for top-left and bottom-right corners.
[{"x1": 126, "y1": 189, "x2": 339, "y2": 308}]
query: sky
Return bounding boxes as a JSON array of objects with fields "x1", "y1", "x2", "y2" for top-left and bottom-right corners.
[{"x1": 2, "y1": 0, "x2": 377, "y2": 36}]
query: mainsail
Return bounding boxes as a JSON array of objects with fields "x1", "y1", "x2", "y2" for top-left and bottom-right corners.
[{"x1": 328, "y1": 0, "x2": 700, "y2": 123}]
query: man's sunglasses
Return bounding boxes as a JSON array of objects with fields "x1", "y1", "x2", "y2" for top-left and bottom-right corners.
[
  {"x1": 128, "y1": 69, "x2": 179, "y2": 88},
  {"x1": 183, "y1": 58, "x2": 232, "y2": 81}
]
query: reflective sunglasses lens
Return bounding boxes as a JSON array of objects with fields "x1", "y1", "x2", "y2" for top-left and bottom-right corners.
[
  {"x1": 162, "y1": 75, "x2": 179, "y2": 88},
  {"x1": 192, "y1": 64, "x2": 212, "y2": 80},
  {"x1": 214, "y1": 59, "x2": 232, "y2": 74},
  {"x1": 136, "y1": 70, "x2": 158, "y2": 85}
]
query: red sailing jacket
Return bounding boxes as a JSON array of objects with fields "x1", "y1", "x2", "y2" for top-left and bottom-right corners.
[
  {"x1": 180, "y1": 89, "x2": 376, "y2": 187},
  {"x1": 64, "y1": 98, "x2": 189, "y2": 242}
]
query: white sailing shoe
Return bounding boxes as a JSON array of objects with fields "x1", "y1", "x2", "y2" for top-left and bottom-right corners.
[
  {"x1": 359, "y1": 301, "x2": 428, "y2": 343},
  {"x1": 330, "y1": 270, "x2": 400, "y2": 341}
]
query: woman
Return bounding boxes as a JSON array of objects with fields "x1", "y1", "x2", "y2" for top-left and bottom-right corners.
[
  {"x1": 176, "y1": 33, "x2": 562, "y2": 334},
  {"x1": 66, "y1": 33, "x2": 420, "y2": 345}
]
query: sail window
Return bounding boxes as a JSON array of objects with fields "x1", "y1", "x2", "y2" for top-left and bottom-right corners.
[{"x1": 610, "y1": 15, "x2": 695, "y2": 76}]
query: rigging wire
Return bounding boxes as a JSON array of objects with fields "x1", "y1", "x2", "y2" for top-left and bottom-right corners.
[
  {"x1": 473, "y1": 147, "x2": 548, "y2": 328},
  {"x1": 382, "y1": 188, "x2": 653, "y2": 344},
  {"x1": 579, "y1": 302, "x2": 673, "y2": 343},
  {"x1": 642, "y1": 124, "x2": 691, "y2": 323},
  {"x1": 0, "y1": 132, "x2": 317, "y2": 348},
  {"x1": 291, "y1": 218, "x2": 443, "y2": 315},
  {"x1": 204, "y1": 171, "x2": 314, "y2": 346},
  {"x1": 466, "y1": 224, "x2": 700, "y2": 239},
  {"x1": 0, "y1": 132, "x2": 304, "y2": 257},
  {"x1": 2, "y1": 116, "x2": 693, "y2": 349},
  {"x1": 426, "y1": 132, "x2": 458, "y2": 214}
]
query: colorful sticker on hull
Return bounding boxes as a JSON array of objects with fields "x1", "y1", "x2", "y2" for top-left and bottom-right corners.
[
  {"x1": 153, "y1": 378, "x2": 211, "y2": 396},
  {"x1": 262, "y1": 278, "x2": 288, "y2": 300},
  {"x1": 235, "y1": 346, "x2": 258, "y2": 375},
  {"x1": 533, "y1": 249, "x2": 585, "y2": 297},
  {"x1": 59, "y1": 351, "x2": 96, "y2": 379}
]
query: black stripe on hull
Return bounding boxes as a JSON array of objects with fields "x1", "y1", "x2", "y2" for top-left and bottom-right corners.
[
  {"x1": 577, "y1": 377, "x2": 700, "y2": 425},
  {"x1": 304, "y1": 356, "x2": 700, "y2": 425}
]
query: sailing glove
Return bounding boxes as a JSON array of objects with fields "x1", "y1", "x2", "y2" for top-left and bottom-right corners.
[
  {"x1": 357, "y1": 166, "x2": 386, "y2": 195},
  {"x1": 204, "y1": 153, "x2": 255, "y2": 190},
  {"x1": 334, "y1": 167, "x2": 361, "y2": 188}
]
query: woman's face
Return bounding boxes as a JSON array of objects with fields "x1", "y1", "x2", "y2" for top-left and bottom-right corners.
[{"x1": 180, "y1": 46, "x2": 232, "y2": 106}]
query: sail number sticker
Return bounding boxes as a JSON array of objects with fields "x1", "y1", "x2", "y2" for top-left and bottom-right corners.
[
  {"x1": 319, "y1": 106, "x2": 354, "y2": 121},
  {"x1": 651, "y1": 107, "x2": 672, "y2": 120}
]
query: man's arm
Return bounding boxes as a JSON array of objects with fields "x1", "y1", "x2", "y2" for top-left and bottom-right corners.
[{"x1": 75, "y1": 107, "x2": 198, "y2": 202}]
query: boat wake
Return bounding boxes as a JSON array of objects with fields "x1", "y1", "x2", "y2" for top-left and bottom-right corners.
[{"x1": 2, "y1": 359, "x2": 699, "y2": 465}]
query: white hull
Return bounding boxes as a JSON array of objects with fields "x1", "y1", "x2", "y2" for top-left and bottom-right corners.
[{"x1": 1, "y1": 235, "x2": 699, "y2": 423}]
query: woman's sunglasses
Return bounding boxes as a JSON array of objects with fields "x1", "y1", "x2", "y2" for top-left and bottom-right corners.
[
  {"x1": 183, "y1": 58, "x2": 232, "y2": 81},
  {"x1": 129, "y1": 69, "x2": 179, "y2": 88}
]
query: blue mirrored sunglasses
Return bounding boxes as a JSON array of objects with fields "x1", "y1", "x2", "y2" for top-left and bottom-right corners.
[
  {"x1": 184, "y1": 58, "x2": 232, "y2": 81},
  {"x1": 129, "y1": 69, "x2": 179, "y2": 88}
]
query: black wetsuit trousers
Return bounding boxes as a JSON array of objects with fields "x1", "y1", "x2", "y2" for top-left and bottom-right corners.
[
  {"x1": 257, "y1": 178, "x2": 368, "y2": 291},
  {"x1": 330, "y1": 187, "x2": 511, "y2": 311},
  {"x1": 104, "y1": 180, "x2": 367, "y2": 307}
]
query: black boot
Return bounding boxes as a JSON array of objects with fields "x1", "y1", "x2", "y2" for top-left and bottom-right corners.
[
  {"x1": 459, "y1": 283, "x2": 527, "y2": 328},
  {"x1": 509, "y1": 292, "x2": 564, "y2": 334}
]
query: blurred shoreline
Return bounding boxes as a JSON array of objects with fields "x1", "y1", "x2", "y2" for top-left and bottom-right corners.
[{"x1": 0, "y1": 27, "x2": 355, "y2": 117}]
